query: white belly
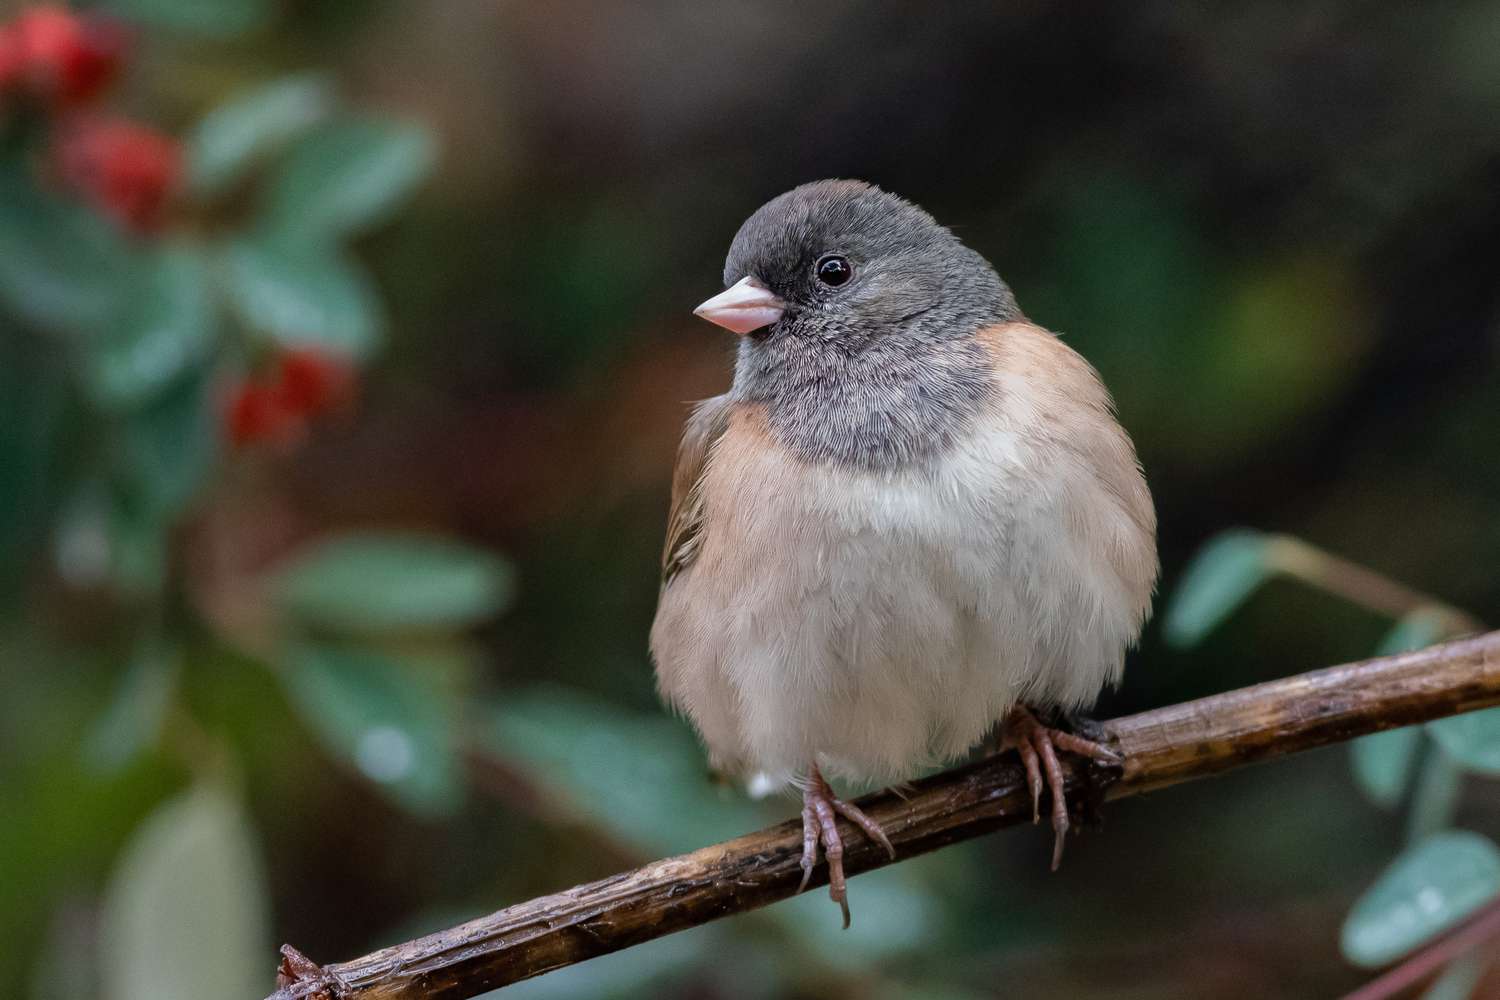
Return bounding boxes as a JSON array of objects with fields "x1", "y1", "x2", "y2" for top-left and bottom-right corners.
[{"x1": 651, "y1": 408, "x2": 1150, "y2": 790}]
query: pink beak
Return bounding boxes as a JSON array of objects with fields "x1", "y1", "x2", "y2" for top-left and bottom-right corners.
[{"x1": 693, "y1": 276, "x2": 786, "y2": 335}]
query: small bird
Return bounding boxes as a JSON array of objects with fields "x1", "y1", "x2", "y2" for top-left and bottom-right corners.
[{"x1": 651, "y1": 180, "x2": 1157, "y2": 924}]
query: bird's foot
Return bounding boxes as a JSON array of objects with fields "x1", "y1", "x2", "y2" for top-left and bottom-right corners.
[
  {"x1": 1062, "y1": 710, "x2": 1113, "y2": 746},
  {"x1": 274, "y1": 945, "x2": 346, "y2": 999},
  {"x1": 1000, "y1": 704, "x2": 1121, "y2": 871},
  {"x1": 797, "y1": 767, "x2": 896, "y2": 928}
]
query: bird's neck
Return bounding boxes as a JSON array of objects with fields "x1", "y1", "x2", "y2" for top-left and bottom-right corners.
[{"x1": 730, "y1": 331, "x2": 995, "y2": 472}]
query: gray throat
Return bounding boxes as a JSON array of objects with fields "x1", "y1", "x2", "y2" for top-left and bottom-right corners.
[{"x1": 730, "y1": 329, "x2": 998, "y2": 471}]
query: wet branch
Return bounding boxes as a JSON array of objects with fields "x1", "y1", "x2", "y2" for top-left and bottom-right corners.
[{"x1": 267, "y1": 630, "x2": 1500, "y2": 1000}]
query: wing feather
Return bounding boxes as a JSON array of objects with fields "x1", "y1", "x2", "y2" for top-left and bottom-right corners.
[{"x1": 661, "y1": 395, "x2": 734, "y2": 587}]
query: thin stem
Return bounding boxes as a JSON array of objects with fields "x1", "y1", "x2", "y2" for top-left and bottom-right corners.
[
  {"x1": 1273, "y1": 537, "x2": 1482, "y2": 633},
  {"x1": 1341, "y1": 897, "x2": 1500, "y2": 1000}
]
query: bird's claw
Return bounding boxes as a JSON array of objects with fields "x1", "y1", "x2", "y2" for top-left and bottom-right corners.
[
  {"x1": 1000, "y1": 705, "x2": 1120, "y2": 871},
  {"x1": 797, "y1": 768, "x2": 895, "y2": 928},
  {"x1": 797, "y1": 802, "x2": 818, "y2": 895}
]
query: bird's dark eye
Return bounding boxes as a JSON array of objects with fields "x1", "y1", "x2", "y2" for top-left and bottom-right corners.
[{"x1": 816, "y1": 254, "x2": 853, "y2": 287}]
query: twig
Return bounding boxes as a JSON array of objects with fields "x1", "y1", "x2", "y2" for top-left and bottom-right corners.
[
  {"x1": 266, "y1": 630, "x2": 1500, "y2": 1000},
  {"x1": 1342, "y1": 896, "x2": 1500, "y2": 1000},
  {"x1": 1272, "y1": 536, "x2": 1483, "y2": 632}
]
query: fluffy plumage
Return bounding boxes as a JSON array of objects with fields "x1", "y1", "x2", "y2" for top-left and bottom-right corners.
[{"x1": 652, "y1": 182, "x2": 1156, "y2": 862}]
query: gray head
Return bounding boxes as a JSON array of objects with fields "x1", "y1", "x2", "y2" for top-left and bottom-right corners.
[
  {"x1": 693, "y1": 180, "x2": 1022, "y2": 470},
  {"x1": 697, "y1": 179, "x2": 1018, "y2": 349}
]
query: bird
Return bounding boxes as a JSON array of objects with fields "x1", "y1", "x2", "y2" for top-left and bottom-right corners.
[{"x1": 650, "y1": 179, "x2": 1157, "y2": 925}]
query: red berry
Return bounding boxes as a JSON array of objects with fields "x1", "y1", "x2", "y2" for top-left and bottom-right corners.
[
  {"x1": 0, "y1": 27, "x2": 22, "y2": 97},
  {"x1": 61, "y1": 14, "x2": 127, "y2": 104},
  {"x1": 13, "y1": 8, "x2": 77, "y2": 93},
  {"x1": 12, "y1": 6, "x2": 126, "y2": 107},
  {"x1": 225, "y1": 381, "x2": 305, "y2": 449},
  {"x1": 272, "y1": 348, "x2": 356, "y2": 416},
  {"x1": 54, "y1": 116, "x2": 181, "y2": 233}
]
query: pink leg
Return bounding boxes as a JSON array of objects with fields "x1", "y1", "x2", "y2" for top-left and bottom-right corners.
[
  {"x1": 1000, "y1": 705, "x2": 1121, "y2": 870},
  {"x1": 797, "y1": 765, "x2": 897, "y2": 927}
]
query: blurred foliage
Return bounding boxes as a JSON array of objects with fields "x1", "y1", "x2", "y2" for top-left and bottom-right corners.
[
  {"x1": 1, "y1": 1, "x2": 504, "y2": 996},
  {"x1": 98, "y1": 782, "x2": 271, "y2": 1000},
  {"x1": 485, "y1": 687, "x2": 767, "y2": 857},
  {"x1": 3, "y1": 3, "x2": 1500, "y2": 999},
  {"x1": 1166, "y1": 530, "x2": 1495, "y2": 991},
  {"x1": 1341, "y1": 831, "x2": 1500, "y2": 969}
]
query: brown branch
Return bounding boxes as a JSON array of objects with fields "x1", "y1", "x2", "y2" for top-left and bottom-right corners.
[{"x1": 267, "y1": 630, "x2": 1500, "y2": 1000}]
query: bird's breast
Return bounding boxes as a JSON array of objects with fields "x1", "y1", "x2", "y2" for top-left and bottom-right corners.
[
  {"x1": 653, "y1": 323, "x2": 1156, "y2": 786},
  {"x1": 737, "y1": 333, "x2": 995, "y2": 472}
]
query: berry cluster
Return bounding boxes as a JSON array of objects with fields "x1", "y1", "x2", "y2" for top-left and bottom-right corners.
[
  {"x1": 225, "y1": 348, "x2": 357, "y2": 450},
  {"x1": 3, "y1": 7, "x2": 367, "y2": 451},
  {"x1": 0, "y1": 5, "x2": 126, "y2": 106},
  {"x1": 0, "y1": 5, "x2": 179, "y2": 233}
]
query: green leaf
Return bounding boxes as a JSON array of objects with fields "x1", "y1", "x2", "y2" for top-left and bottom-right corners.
[
  {"x1": 272, "y1": 533, "x2": 514, "y2": 635},
  {"x1": 1408, "y1": 749, "x2": 1465, "y2": 844},
  {"x1": 1162, "y1": 529, "x2": 1275, "y2": 647},
  {"x1": 1429, "y1": 707, "x2": 1500, "y2": 776},
  {"x1": 188, "y1": 74, "x2": 335, "y2": 196},
  {"x1": 0, "y1": 167, "x2": 134, "y2": 332},
  {"x1": 1351, "y1": 727, "x2": 1423, "y2": 810},
  {"x1": 262, "y1": 118, "x2": 437, "y2": 240},
  {"x1": 99, "y1": 783, "x2": 271, "y2": 1000},
  {"x1": 86, "y1": 245, "x2": 218, "y2": 411},
  {"x1": 87, "y1": 367, "x2": 219, "y2": 600},
  {"x1": 105, "y1": 497, "x2": 168, "y2": 598},
  {"x1": 281, "y1": 641, "x2": 462, "y2": 815},
  {"x1": 118, "y1": 364, "x2": 219, "y2": 519},
  {"x1": 0, "y1": 361, "x2": 68, "y2": 592},
  {"x1": 101, "y1": 0, "x2": 272, "y2": 39},
  {"x1": 1376, "y1": 608, "x2": 1453, "y2": 657},
  {"x1": 485, "y1": 688, "x2": 767, "y2": 856},
  {"x1": 84, "y1": 639, "x2": 179, "y2": 774},
  {"x1": 220, "y1": 235, "x2": 384, "y2": 358},
  {"x1": 1341, "y1": 831, "x2": 1500, "y2": 968}
]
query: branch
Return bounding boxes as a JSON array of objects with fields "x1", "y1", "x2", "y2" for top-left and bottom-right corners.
[{"x1": 268, "y1": 631, "x2": 1500, "y2": 1000}]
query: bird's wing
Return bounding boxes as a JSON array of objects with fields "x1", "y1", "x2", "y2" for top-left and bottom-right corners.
[{"x1": 661, "y1": 395, "x2": 734, "y2": 587}]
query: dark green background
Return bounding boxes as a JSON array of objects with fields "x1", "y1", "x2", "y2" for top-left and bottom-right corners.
[{"x1": 5, "y1": 3, "x2": 1500, "y2": 997}]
